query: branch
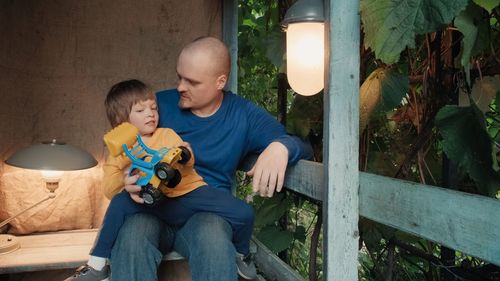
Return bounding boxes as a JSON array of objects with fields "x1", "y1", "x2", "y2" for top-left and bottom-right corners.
[{"x1": 308, "y1": 205, "x2": 322, "y2": 281}]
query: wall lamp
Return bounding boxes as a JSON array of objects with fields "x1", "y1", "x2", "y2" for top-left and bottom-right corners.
[
  {"x1": 0, "y1": 139, "x2": 97, "y2": 254},
  {"x1": 282, "y1": 0, "x2": 325, "y2": 96}
]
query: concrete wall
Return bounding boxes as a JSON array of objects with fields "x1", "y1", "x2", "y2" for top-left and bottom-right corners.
[{"x1": 0, "y1": 0, "x2": 222, "y2": 167}]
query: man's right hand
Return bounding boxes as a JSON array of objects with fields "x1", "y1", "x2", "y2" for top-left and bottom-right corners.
[{"x1": 123, "y1": 173, "x2": 144, "y2": 204}]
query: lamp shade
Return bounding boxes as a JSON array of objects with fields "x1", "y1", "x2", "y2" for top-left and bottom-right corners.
[
  {"x1": 281, "y1": 0, "x2": 324, "y2": 25},
  {"x1": 282, "y1": 0, "x2": 325, "y2": 96},
  {"x1": 5, "y1": 139, "x2": 97, "y2": 171}
]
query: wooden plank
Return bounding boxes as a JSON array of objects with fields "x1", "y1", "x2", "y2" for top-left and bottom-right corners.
[
  {"x1": 247, "y1": 156, "x2": 500, "y2": 266},
  {"x1": 0, "y1": 229, "x2": 97, "y2": 274},
  {"x1": 241, "y1": 158, "x2": 500, "y2": 266},
  {"x1": 222, "y1": 0, "x2": 238, "y2": 93},
  {"x1": 268, "y1": 159, "x2": 500, "y2": 265},
  {"x1": 323, "y1": 0, "x2": 360, "y2": 279},
  {"x1": 359, "y1": 172, "x2": 500, "y2": 266},
  {"x1": 252, "y1": 237, "x2": 305, "y2": 281}
]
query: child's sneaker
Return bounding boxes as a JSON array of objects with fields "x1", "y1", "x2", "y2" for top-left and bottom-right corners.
[
  {"x1": 236, "y1": 253, "x2": 257, "y2": 280},
  {"x1": 63, "y1": 264, "x2": 110, "y2": 281}
]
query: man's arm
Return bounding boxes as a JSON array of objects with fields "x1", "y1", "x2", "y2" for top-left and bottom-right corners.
[{"x1": 244, "y1": 102, "x2": 313, "y2": 197}]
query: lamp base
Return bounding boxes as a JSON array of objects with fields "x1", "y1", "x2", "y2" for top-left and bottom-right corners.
[{"x1": 0, "y1": 234, "x2": 20, "y2": 255}]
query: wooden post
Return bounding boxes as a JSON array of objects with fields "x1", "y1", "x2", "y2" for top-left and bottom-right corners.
[
  {"x1": 222, "y1": 0, "x2": 238, "y2": 93},
  {"x1": 323, "y1": 0, "x2": 360, "y2": 279}
]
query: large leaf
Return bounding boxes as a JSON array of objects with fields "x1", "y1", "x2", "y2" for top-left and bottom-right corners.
[
  {"x1": 458, "y1": 76, "x2": 500, "y2": 112},
  {"x1": 360, "y1": 0, "x2": 468, "y2": 64},
  {"x1": 473, "y1": 0, "x2": 500, "y2": 13},
  {"x1": 287, "y1": 93, "x2": 323, "y2": 139},
  {"x1": 455, "y1": 3, "x2": 491, "y2": 69},
  {"x1": 256, "y1": 225, "x2": 294, "y2": 253},
  {"x1": 254, "y1": 192, "x2": 290, "y2": 228},
  {"x1": 380, "y1": 69, "x2": 409, "y2": 110},
  {"x1": 264, "y1": 30, "x2": 284, "y2": 68},
  {"x1": 435, "y1": 104, "x2": 500, "y2": 196},
  {"x1": 359, "y1": 68, "x2": 408, "y2": 131}
]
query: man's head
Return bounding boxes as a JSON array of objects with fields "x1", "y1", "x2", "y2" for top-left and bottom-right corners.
[
  {"x1": 105, "y1": 79, "x2": 158, "y2": 136},
  {"x1": 176, "y1": 36, "x2": 230, "y2": 117}
]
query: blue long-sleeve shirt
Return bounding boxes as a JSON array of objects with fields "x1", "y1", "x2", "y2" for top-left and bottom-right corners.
[{"x1": 157, "y1": 89, "x2": 312, "y2": 191}]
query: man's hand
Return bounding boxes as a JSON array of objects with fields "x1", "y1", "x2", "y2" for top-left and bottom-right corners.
[
  {"x1": 123, "y1": 172, "x2": 144, "y2": 204},
  {"x1": 247, "y1": 141, "x2": 288, "y2": 197}
]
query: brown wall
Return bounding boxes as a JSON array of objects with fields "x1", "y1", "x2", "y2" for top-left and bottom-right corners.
[{"x1": 0, "y1": 0, "x2": 222, "y2": 168}]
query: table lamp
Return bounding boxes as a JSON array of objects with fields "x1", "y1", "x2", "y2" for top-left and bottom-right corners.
[{"x1": 0, "y1": 139, "x2": 97, "y2": 254}]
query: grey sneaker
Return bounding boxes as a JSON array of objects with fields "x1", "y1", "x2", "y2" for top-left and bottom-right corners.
[
  {"x1": 64, "y1": 264, "x2": 110, "y2": 281},
  {"x1": 236, "y1": 253, "x2": 257, "y2": 280}
]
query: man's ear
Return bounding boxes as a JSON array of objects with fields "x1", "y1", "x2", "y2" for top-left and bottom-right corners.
[{"x1": 215, "y1": 74, "x2": 227, "y2": 90}]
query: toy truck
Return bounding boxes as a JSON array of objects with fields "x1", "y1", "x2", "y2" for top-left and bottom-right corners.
[{"x1": 103, "y1": 122, "x2": 191, "y2": 206}]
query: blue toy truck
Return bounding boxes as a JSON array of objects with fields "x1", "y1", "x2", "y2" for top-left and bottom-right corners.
[{"x1": 103, "y1": 122, "x2": 191, "y2": 205}]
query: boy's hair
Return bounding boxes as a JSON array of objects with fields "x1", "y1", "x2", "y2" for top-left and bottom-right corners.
[{"x1": 105, "y1": 79, "x2": 156, "y2": 127}]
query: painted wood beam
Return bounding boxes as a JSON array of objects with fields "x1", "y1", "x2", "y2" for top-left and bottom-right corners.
[
  {"x1": 323, "y1": 0, "x2": 360, "y2": 279},
  {"x1": 222, "y1": 0, "x2": 238, "y2": 93}
]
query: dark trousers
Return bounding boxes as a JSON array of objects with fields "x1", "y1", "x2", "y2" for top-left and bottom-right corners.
[{"x1": 91, "y1": 185, "x2": 254, "y2": 258}]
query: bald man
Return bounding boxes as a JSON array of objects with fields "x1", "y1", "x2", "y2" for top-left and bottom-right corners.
[{"x1": 110, "y1": 37, "x2": 312, "y2": 281}]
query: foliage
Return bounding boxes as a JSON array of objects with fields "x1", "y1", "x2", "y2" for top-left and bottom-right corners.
[
  {"x1": 238, "y1": 0, "x2": 284, "y2": 114},
  {"x1": 435, "y1": 103, "x2": 500, "y2": 196},
  {"x1": 239, "y1": 0, "x2": 500, "y2": 280},
  {"x1": 360, "y1": 0, "x2": 469, "y2": 64}
]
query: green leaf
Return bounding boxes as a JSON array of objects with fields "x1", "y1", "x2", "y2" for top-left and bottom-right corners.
[
  {"x1": 472, "y1": 0, "x2": 500, "y2": 13},
  {"x1": 293, "y1": 226, "x2": 307, "y2": 243},
  {"x1": 287, "y1": 93, "x2": 324, "y2": 139},
  {"x1": 380, "y1": 69, "x2": 409, "y2": 110},
  {"x1": 264, "y1": 30, "x2": 284, "y2": 68},
  {"x1": 455, "y1": 3, "x2": 491, "y2": 69},
  {"x1": 458, "y1": 76, "x2": 500, "y2": 112},
  {"x1": 360, "y1": 0, "x2": 468, "y2": 64},
  {"x1": 435, "y1": 104, "x2": 500, "y2": 196},
  {"x1": 256, "y1": 225, "x2": 294, "y2": 253},
  {"x1": 360, "y1": 219, "x2": 383, "y2": 250},
  {"x1": 254, "y1": 192, "x2": 289, "y2": 227}
]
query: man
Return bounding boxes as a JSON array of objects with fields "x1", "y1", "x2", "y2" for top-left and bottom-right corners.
[{"x1": 110, "y1": 37, "x2": 312, "y2": 281}]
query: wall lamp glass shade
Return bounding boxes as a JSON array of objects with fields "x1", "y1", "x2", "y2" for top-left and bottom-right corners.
[
  {"x1": 5, "y1": 139, "x2": 97, "y2": 172},
  {"x1": 282, "y1": 0, "x2": 325, "y2": 96}
]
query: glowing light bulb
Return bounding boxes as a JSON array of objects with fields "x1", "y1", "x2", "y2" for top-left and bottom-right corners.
[
  {"x1": 41, "y1": 170, "x2": 64, "y2": 183},
  {"x1": 286, "y1": 22, "x2": 325, "y2": 96}
]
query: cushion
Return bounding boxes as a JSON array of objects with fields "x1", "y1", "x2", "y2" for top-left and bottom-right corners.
[{"x1": 0, "y1": 165, "x2": 103, "y2": 235}]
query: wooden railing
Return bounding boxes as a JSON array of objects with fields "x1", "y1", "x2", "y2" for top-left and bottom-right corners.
[{"x1": 241, "y1": 158, "x2": 500, "y2": 281}]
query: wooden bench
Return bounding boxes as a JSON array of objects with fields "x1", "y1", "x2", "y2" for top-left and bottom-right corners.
[
  {"x1": 0, "y1": 229, "x2": 192, "y2": 281},
  {"x1": 0, "y1": 228, "x2": 278, "y2": 281}
]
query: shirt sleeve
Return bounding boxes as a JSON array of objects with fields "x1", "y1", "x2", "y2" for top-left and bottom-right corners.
[
  {"x1": 102, "y1": 154, "x2": 131, "y2": 200},
  {"x1": 245, "y1": 100, "x2": 313, "y2": 165}
]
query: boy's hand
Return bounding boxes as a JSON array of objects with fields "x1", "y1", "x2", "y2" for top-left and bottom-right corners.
[
  {"x1": 123, "y1": 172, "x2": 144, "y2": 204},
  {"x1": 247, "y1": 141, "x2": 288, "y2": 198}
]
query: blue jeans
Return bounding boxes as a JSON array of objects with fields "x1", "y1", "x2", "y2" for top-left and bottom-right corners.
[
  {"x1": 93, "y1": 186, "x2": 254, "y2": 258},
  {"x1": 109, "y1": 212, "x2": 238, "y2": 281}
]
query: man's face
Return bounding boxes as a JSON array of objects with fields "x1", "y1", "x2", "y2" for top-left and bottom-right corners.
[{"x1": 176, "y1": 50, "x2": 224, "y2": 116}]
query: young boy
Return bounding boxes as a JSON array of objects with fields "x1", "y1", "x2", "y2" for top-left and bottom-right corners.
[{"x1": 64, "y1": 79, "x2": 257, "y2": 281}]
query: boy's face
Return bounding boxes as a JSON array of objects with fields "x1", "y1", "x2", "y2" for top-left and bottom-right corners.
[{"x1": 129, "y1": 99, "x2": 159, "y2": 137}]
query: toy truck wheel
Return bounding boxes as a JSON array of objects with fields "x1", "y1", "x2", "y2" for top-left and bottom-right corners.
[
  {"x1": 166, "y1": 169, "x2": 182, "y2": 188},
  {"x1": 177, "y1": 146, "x2": 192, "y2": 165},
  {"x1": 155, "y1": 163, "x2": 176, "y2": 181},
  {"x1": 140, "y1": 183, "x2": 165, "y2": 206}
]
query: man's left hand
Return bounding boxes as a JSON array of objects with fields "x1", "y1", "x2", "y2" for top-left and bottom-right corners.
[{"x1": 247, "y1": 141, "x2": 288, "y2": 197}]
